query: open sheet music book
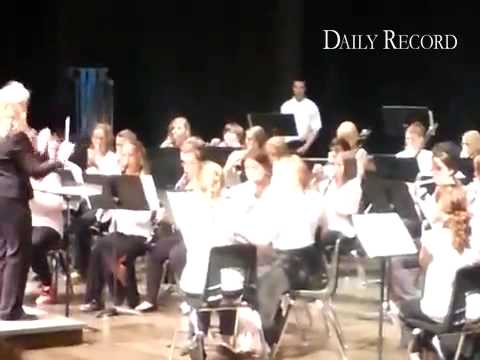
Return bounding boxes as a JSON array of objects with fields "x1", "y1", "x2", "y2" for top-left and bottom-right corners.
[{"x1": 352, "y1": 213, "x2": 418, "y2": 258}]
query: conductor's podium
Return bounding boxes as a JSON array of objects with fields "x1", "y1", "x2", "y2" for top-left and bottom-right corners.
[{"x1": 0, "y1": 306, "x2": 85, "y2": 349}]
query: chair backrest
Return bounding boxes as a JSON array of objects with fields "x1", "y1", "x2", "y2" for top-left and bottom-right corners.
[
  {"x1": 203, "y1": 244, "x2": 257, "y2": 304},
  {"x1": 444, "y1": 263, "x2": 480, "y2": 332}
]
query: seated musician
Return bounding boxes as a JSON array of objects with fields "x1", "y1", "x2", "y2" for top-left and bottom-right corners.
[
  {"x1": 70, "y1": 126, "x2": 127, "y2": 281},
  {"x1": 318, "y1": 151, "x2": 362, "y2": 250},
  {"x1": 134, "y1": 137, "x2": 207, "y2": 312},
  {"x1": 177, "y1": 161, "x2": 240, "y2": 353},
  {"x1": 240, "y1": 157, "x2": 326, "y2": 349},
  {"x1": 29, "y1": 137, "x2": 64, "y2": 305},
  {"x1": 160, "y1": 116, "x2": 191, "y2": 148},
  {"x1": 86, "y1": 123, "x2": 120, "y2": 175},
  {"x1": 399, "y1": 185, "x2": 480, "y2": 340},
  {"x1": 223, "y1": 126, "x2": 267, "y2": 187},
  {"x1": 396, "y1": 121, "x2": 433, "y2": 176},
  {"x1": 336, "y1": 120, "x2": 369, "y2": 177},
  {"x1": 115, "y1": 129, "x2": 137, "y2": 157},
  {"x1": 311, "y1": 137, "x2": 351, "y2": 187},
  {"x1": 210, "y1": 121, "x2": 245, "y2": 147},
  {"x1": 80, "y1": 138, "x2": 157, "y2": 311},
  {"x1": 460, "y1": 130, "x2": 480, "y2": 159}
]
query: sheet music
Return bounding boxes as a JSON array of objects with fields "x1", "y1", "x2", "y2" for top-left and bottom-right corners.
[
  {"x1": 140, "y1": 175, "x2": 160, "y2": 210},
  {"x1": 64, "y1": 160, "x2": 84, "y2": 184},
  {"x1": 352, "y1": 213, "x2": 417, "y2": 258},
  {"x1": 65, "y1": 116, "x2": 70, "y2": 143}
]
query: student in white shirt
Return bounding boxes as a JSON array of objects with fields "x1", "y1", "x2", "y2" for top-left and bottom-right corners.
[
  {"x1": 396, "y1": 121, "x2": 433, "y2": 176},
  {"x1": 280, "y1": 79, "x2": 321, "y2": 155},
  {"x1": 400, "y1": 185, "x2": 480, "y2": 329},
  {"x1": 242, "y1": 159, "x2": 326, "y2": 348},
  {"x1": 86, "y1": 123, "x2": 121, "y2": 175},
  {"x1": 80, "y1": 139, "x2": 157, "y2": 311},
  {"x1": 319, "y1": 151, "x2": 362, "y2": 241}
]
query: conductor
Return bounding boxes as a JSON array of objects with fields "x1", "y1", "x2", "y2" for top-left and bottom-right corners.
[{"x1": 0, "y1": 82, "x2": 63, "y2": 320}]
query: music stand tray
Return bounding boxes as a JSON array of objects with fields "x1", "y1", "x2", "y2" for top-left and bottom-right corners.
[
  {"x1": 352, "y1": 213, "x2": 417, "y2": 360},
  {"x1": 371, "y1": 154, "x2": 420, "y2": 182},
  {"x1": 203, "y1": 146, "x2": 240, "y2": 167},
  {"x1": 148, "y1": 147, "x2": 183, "y2": 190},
  {"x1": 246, "y1": 112, "x2": 298, "y2": 138}
]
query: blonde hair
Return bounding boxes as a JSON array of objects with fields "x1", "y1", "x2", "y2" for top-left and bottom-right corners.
[
  {"x1": 0, "y1": 81, "x2": 31, "y2": 135},
  {"x1": 336, "y1": 121, "x2": 360, "y2": 149},
  {"x1": 462, "y1": 130, "x2": 480, "y2": 159},
  {"x1": 91, "y1": 123, "x2": 114, "y2": 152},
  {"x1": 435, "y1": 185, "x2": 471, "y2": 254},
  {"x1": 246, "y1": 126, "x2": 267, "y2": 149},
  {"x1": 124, "y1": 138, "x2": 150, "y2": 175},
  {"x1": 198, "y1": 160, "x2": 224, "y2": 199},
  {"x1": 265, "y1": 136, "x2": 289, "y2": 160}
]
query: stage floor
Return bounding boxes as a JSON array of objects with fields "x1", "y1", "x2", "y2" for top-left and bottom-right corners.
[{"x1": 19, "y1": 259, "x2": 408, "y2": 360}]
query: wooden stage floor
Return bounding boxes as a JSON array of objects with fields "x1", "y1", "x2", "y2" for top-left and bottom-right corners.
[{"x1": 17, "y1": 261, "x2": 408, "y2": 360}]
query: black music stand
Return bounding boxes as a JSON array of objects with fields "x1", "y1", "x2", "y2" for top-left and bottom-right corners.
[
  {"x1": 203, "y1": 146, "x2": 239, "y2": 167},
  {"x1": 352, "y1": 213, "x2": 418, "y2": 360},
  {"x1": 246, "y1": 112, "x2": 297, "y2": 137},
  {"x1": 93, "y1": 175, "x2": 153, "y2": 318},
  {"x1": 371, "y1": 154, "x2": 420, "y2": 183},
  {"x1": 148, "y1": 147, "x2": 183, "y2": 190}
]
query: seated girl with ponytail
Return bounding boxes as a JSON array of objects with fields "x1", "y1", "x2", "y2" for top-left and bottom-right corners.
[{"x1": 400, "y1": 184, "x2": 480, "y2": 327}]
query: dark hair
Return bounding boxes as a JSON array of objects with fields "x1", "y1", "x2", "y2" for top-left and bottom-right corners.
[
  {"x1": 223, "y1": 122, "x2": 245, "y2": 144},
  {"x1": 330, "y1": 137, "x2": 351, "y2": 152},
  {"x1": 243, "y1": 148, "x2": 272, "y2": 177},
  {"x1": 432, "y1": 141, "x2": 461, "y2": 172},
  {"x1": 338, "y1": 151, "x2": 357, "y2": 184}
]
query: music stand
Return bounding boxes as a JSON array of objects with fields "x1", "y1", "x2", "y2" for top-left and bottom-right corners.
[
  {"x1": 246, "y1": 112, "x2": 298, "y2": 138},
  {"x1": 203, "y1": 146, "x2": 239, "y2": 167},
  {"x1": 352, "y1": 213, "x2": 418, "y2": 360},
  {"x1": 148, "y1": 147, "x2": 183, "y2": 190},
  {"x1": 371, "y1": 154, "x2": 420, "y2": 182},
  {"x1": 36, "y1": 183, "x2": 102, "y2": 317}
]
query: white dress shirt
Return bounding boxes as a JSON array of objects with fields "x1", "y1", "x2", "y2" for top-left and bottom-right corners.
[
  {"x1": 420, "y1": 226, "x2": 480, "y2": 322},
  {"x1": 396, "y1": 148, "x2": 433, "y2": 177},
  {"x1": 30, "y1": 173, "x2": 65, "y2": 236},
  {"x1": 86, "y1": 150, "x2": 121, "y2": 175},
  {"x1": 242, "y1": 189, "x2": 326, "y2": 251},
  {"x1": 320, "y1": 177, "x2": 362, "y2": 238},
  {"x1": 280, "y1": 97, "x2": 321, "y2": 141}
]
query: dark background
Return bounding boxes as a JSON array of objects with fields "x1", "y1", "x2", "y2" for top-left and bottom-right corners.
[{"x1": 2, "y1": 2, "x2": 479, "y2": 155}]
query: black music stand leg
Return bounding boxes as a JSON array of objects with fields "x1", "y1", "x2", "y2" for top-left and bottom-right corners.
[{"x1": 378, "y1": 257, "x2": 386, "y2": 360}]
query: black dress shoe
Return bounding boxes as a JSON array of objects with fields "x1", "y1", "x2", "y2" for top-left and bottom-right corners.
[
  {"x1": 16, "y1": 313, "x2": 39, "y2": 321},
  {"x1": 1, "y1": 313, "x2": 39, "y2": 321}
]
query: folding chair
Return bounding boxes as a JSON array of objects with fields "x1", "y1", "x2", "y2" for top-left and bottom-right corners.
[
  {"x1": 270, "y1": 236, "x2": 347, "y2": 359},
  {"x1": 405, "y1": 263, "x2": 480, "y2": 360},
  {"x1": 169, "y1": 244, "x2": 258, "y2": 360}
]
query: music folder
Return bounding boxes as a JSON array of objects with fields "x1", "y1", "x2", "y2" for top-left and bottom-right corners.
[
  {"x1": 246, "y1": 112, "x2": 298, "y2": 137},
  {"x1": 352, "y1": 213, "x2": 418, "y2": 258},
  {"x1": 371, "y1": 154, "x2": 420, "y2": 182}
]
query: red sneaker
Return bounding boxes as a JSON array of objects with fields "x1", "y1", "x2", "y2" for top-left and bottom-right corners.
[{"x1": 35, "y1": 285, "x2": 57, "y2": 305}]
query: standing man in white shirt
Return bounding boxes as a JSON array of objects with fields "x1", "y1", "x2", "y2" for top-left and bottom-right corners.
[{"x1": 280, "y1": 79, "x2": 322, "y2": 155}]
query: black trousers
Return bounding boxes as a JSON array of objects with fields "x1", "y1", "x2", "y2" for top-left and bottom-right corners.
[
  {"x1": 31, "y1": 227, "x2": 62, "y2": 286},
  {"x1": 0, "y1": 198, "x2": 32, "y2": 320},
  {"x1": 85, "y1": 232, "x2": 148, "y2": 308},
  {"x1": 185, "y1": 294, "x2": 237, "y2": 337},
  {"x1": 71, "y1": 207, "x2": 97, "y2": 277},
  {"x1": 145, "y1": 232, "x2": 186, "y2": 305}
]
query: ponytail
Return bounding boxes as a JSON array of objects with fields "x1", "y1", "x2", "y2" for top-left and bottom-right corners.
[{"x1": 447, "y1": 209, "x2": 471, "y2": 254}]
